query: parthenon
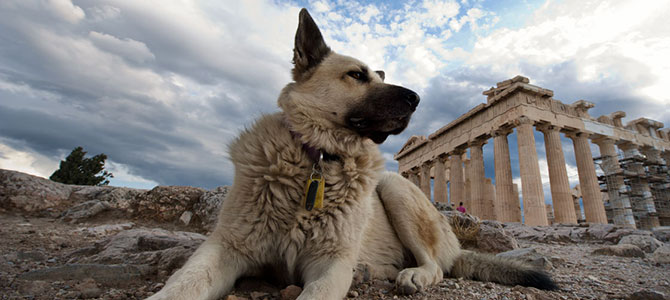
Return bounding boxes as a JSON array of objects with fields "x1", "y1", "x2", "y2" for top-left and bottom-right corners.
[{"x1": 395, "y1": 76, "x2": 670, "y2": 229}]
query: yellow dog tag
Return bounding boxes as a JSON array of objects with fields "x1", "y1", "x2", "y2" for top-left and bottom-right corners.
[{"x1": 302, "y1": 173, "x2": 324, "y2": 211}]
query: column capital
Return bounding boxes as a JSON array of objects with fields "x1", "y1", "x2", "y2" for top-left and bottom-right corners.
[
  {"x1": 616, "y1": 140, "x2": 639, "y2": 151},
  {"x1": 436, "y1": 154, "x2": 449, "y2": 163},
  {"x1": 564, "y1": 130, "x2": 589, "y2": 140},
  {"x1": 514, "y1": 116, "x2": 534, "y2": 126},
  {"x1": 535, "y1": 123, "x2": 561, "y2": 133},
  {"x1": 421, "y1": 160, "x2": 433, "y2": 168},
  {"x1": 591, "y1": 135, "x2": 616, "y2": 146},
  {"x1": 468, "y1": 137, "x2": 488, "y2": 148},
  {"x1": 492, "y1": 127, "x2": 514, "y2": 137},
  {"x1": 449, "y1": 146, "x2": 466, "y2": 156}
]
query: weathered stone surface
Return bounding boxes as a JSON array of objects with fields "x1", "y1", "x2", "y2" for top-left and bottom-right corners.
[
  {"x1": 626, "y1": 289, "x2": 666, "y2": 300},
  {"x1": 134, "y1": 186, "x2": 206, "y2": 223},
  {"x1": 18, "y1": 264, "x2": 151, "y2": 284},
  {"x1": 497, "y1": 248, "x2": 553, "y2": 270},
  {"x1": 69, "y1": 185, "x2": 145, "y2": 212},
  {"x1": 476, "y1": 220, "x2": 518, "y2": 253},
  {"x1": 72, "y1": 223, "x2": 135, "y2": 237},
  {"x1": 652, "y1": 245, "x2": 670, "y2": 264},
  {"x1": 61, "y1": 200, "x2": 110, "y2": 222},
  {"x1": 592, "y1": 244, "x2": 645, "y2": 258},
  {"x1": 618, "y1": 235, "x2": 664, "y2": 253},
  {"x1": 0, "y1": 169, "x2": 73, "y2": 216},
  {"x1": 279, "y1": 285, "x2": 302, "y2": 300},
  {"x1": 72, "y1": 228, "x2": 206, "y2": 274},
  {"x1": 193, "y1": 186, "x2": 229, "y2": 230},
  {"x1": 652, "y1": 227, "x2": 670, "y2": 242}
]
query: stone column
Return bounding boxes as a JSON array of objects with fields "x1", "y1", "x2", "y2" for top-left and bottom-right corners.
[
  {"x1": 464, "y1": 159, "x2": 472, "y2": 210},
  {"x1": 409, "y1": 168, "x2": 420, "y2": 187},
  {"x1": 537, "y1": 124, "x2": 577, "y2": 224},
  {"x1": 641, "y1": 146, "x2": 664, "y2": 164},
  {"x1": 593, "y1": 137, "x2": 636, "y2": 228},
  {"x1": 512, "y1": 183, "x2": 521, "y2": 222},
  {"x1": 483, "y1": 178, "x2": 497, "y2": 220},
  {"x1": 434, "y1": 156, "x2": 448, "y2": 203},
  {"x1": 469, "y1": 139, "x2": 487, "y2": 218},
  {"x1": 566, "y1": 131, "x2": 607, "y2": 224},
  {"x1": 661, "y1": 151, "x2": 670, "y2": 167},
  {"x1": 618, "y1": 142, "x2": 660, "y2": 229},
  {"x1": 420, "y1": 162, "x2": 432, "y2": 200},
  {"x1": 449, "y1": 150, "x2": 465, "y2": 206},
  {"x1": 493, "y1": 127, "x2": 517, "y2": 222},
  {"x1": 515, "y1": 116, "x2": 548, "y2": 226}
]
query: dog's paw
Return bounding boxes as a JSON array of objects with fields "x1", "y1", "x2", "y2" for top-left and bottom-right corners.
[{"x1": 395, "y1": 264, "x2": 442, "y2": 295}]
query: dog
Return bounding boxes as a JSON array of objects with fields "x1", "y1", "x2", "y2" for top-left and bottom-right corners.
[{"x1": 148, "y1": 9, "x2": 557, "y2": 300}]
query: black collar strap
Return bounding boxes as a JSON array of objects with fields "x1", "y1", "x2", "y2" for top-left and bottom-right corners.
[{"x1": 285, "y1": 120, "x2": 340, "y2": 163}]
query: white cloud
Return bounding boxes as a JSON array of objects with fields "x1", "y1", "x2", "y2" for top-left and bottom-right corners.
[
  {"x1": 89, "y1": 31, "x2": 155, "y2": 64},
  {"x1": 0, "y1": 143, "x2": 58, "y2": 179}
]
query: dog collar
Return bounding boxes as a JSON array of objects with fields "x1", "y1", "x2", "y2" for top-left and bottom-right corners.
[{"x1": 284, "y1": 119, "x2": 340, "y2": 163}]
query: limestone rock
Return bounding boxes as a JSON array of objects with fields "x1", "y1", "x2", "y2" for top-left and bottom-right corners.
[
  {"x1": 618, "y1": 235, "x2": 664, "y2": 253},
  {"x1": 626, "y1": 289, "x2": 666, "y2": 300},
  {"x1": 279, "y1": 285, "x2": 302, "y2": 300},
  {"x1": 497, "y1": 248, "x2": 553, "y2": 270},
  {"x1": 592, "y1": 244, "x2": 645, "y2": 258},
  {"x1": 134, "y1": 186, "x2": 206, "y2": 224},
  {"x1": 652, "y1": 227, "x2": 670, "y2": 243},
  {"x1": 61, "y1": 200, "x2": 110, "y2": 222},
  {"x1": 193, "y1": 186, "x2": 229, "y2": 231},
  {"x1": 652, "y1": 245, "x2": 670, "y2": 264},
  {"x1": 74, "y1": 228, "x2": 206, "y2": 274},
  {"x1": 18, "y1": 264, "x2": 151, "y2": 285},
  {"x1": 476, "y1": 220, "x2": 518, "y2": 253},
  {"x1": 69, "y1": 185, "x2": 144, "y2": 212},
  {"x1": 0, "y1": 169, "x2": 73, "y2": 216}
]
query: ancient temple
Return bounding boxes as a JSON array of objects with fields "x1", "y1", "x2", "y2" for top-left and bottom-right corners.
[{"x1": 395, "y1": 76, "x2": 670, "y2": 229}]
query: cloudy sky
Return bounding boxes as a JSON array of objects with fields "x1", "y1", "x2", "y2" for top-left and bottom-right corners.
[{"x1": 1, "y1": 0, "x2": 669, "y2": 206}]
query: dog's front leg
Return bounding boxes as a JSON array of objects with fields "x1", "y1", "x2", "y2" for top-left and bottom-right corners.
[
  {"x1": 297, "y1": 258, "x2": 354, "y2": 300},
  {"x1": 147, "y1": 239, "x2": 247, "y2": 300}
]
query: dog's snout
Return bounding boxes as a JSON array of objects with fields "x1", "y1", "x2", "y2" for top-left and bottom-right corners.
[{"x1": 404, "y1": 91, "x2": 420, "y2": 108}]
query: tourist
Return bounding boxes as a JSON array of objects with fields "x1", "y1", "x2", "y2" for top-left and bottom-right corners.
[{"x1": 457, "y1": 202, "x2": 466, "y2": 213}]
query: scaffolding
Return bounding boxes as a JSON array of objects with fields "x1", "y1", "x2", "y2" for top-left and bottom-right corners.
[{"x1": 595, "y1": 153, "x2": 669, "y2": 229}]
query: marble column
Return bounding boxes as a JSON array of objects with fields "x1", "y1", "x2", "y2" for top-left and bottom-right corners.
[
  {"x1": 566, "y1": 131, "x2": 607, "y2": 224},
  {"x1": 464, "y1": 159, "x2": 472, "y2": 210},
  {"x1": 512, "y1": 183, "x2": 522, "y2": 222},
  {"x1": 434, "y1": 156, "x2": 448, "y2": 203},
  {"x1": 420, "y1": 162, "x2": 432, "y2": 200},
  {"x1": 409, "y1": 168, "x2": 420, "y2": 187},
  {"x1": 483, "y1": 178, "x2": 497, "y2": 220},
  {"x1": 661, "y1": 151, "x2": 670, "y2": 167},
  {"x1": 449, "y1": 150, "x2": 465, "y2": 206},
  {"x1": 641, "y1": 146, "x2": 664, "y2": 164},
  {"x1": 537, "y1": 124, "x2": 577, "y2": 224},
  {"x1": 469, "y1": 139, "x2": 487, "y2": 218},
  {"x1": 493, "y1": 128, "x2": 517, "y2": 222},
  {"x1": 515, "y1": 116, "x2": 548, "y2": 226},
  {"x1": 618, "y1": 142, "x2": 660, "y2": 229},
  {"x1": 593, "y1": 137, "x2": 636, "y2": 228}
]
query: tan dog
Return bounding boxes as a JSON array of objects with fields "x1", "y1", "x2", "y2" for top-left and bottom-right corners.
[{"x1": 148, "y1": 9, "x2": 556, "y2": 300}]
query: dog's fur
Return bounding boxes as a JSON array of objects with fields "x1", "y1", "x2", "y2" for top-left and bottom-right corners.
[{"x1": 148, "y1": 9, "x2": 556, "y2": 300}]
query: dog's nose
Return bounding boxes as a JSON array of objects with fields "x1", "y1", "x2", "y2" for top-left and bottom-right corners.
[{"x1": 405, "y1": 91, "x2": 420, "y2": 108}]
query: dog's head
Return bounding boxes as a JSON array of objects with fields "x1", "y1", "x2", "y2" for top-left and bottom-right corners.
[{"x1": 279, "y1": 9, "x2": 419, "y2": 144}]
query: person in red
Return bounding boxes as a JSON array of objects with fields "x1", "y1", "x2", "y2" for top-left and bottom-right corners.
[{"x1": 456, "y1": 202, "x2": 466, "y2": 213}]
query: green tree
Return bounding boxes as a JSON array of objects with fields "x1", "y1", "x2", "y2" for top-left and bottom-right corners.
[{"x1": 50, "y1": 146, "x2": 114, "y2": 186}]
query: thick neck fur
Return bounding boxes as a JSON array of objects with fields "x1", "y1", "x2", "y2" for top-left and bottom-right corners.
[{"x1": 278, "y1": 83, "x2": 379, "y2": 160}]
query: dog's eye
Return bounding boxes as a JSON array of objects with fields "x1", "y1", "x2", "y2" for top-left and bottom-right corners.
[{"x1": 347, "y1": 71, "x2": 363, "y2": 80}]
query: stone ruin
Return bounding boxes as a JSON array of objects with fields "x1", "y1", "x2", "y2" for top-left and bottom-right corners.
[{"x1": 395, "y1": 76, "x2": 670, "y2": 230}]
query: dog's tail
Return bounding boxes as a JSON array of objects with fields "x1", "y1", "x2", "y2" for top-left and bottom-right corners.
[{"x1": 450, "y1": 250, "x2": 558, "y2": 290}]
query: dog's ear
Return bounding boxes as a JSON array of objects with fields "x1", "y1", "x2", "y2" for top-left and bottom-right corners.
[
  {"x1": 292, "y1": 8, "x2": 331, "y2": 82},
  {"x1": 375, "y1": 70, "x2": 385, "y2": 82}
]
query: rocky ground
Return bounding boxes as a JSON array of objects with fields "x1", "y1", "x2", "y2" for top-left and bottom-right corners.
[{"x1": 1, "y1": 169, "x2": 669, "y2": 300}]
